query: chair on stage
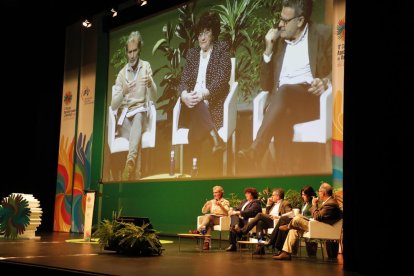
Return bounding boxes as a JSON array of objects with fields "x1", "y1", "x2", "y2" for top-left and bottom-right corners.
[
  {"x1": 172, "y1": 59, "x2": 238, "y2": 176},
  {"x1": 107, "y1": 102, "x2": 156, "y2": 178},
  {"x1": 299, "y1": 218, "x2": 343, "y2": 259},
  {"x1": 196, "y1": 215, "x2": 230, "y2": 249}
]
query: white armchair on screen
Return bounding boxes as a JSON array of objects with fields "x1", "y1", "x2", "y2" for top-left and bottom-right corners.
[
  {"x1": 107, "y1": 102, "x2": 156, "y2": 177},
  {"x1": 107, "y1": 103, "x2": 156, "y2": 153},
  {"x1": 252, "y1": 85, "x2": 333, "y2": 159},
  {"x1": 197, "y1": 215, "x2": 230, "y2": 249},
  {"x1": 300, "y1": 218, "x2": 343, "y2": 259},
  {"x1": 172, "y1": 59, "x2": 238, "y2": 176}
]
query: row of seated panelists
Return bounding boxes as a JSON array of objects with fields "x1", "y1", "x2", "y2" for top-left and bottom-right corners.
[{"x1": 107, "y1": 101, "x2": 157, "y2": 154}]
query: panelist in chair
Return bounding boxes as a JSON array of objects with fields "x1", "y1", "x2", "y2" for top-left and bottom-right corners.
[
  {"x1": 267, "y1": 185, "x2": 316, "y2": 255},
  {"x1": 198, "y1": 186, "x2": 230, "y2": 250},
  {"x1": 236, "y1": 188, "x2": 292, "y2": 255},
  {"x1": 226, "y1": 187, "x2": 262, "y2": 252},
  {"x1": 273, "y1": 182, "x2": 342, "y2": 260},
  {"x1": 111, "y1": 31, "x2": 157, "y2": 180},
  {"x1": 178, "y1": 11, "x2": 231, "y2": 157},
  {"x1": 238, "y1": 0, "x2": 332, "y2": 168}
]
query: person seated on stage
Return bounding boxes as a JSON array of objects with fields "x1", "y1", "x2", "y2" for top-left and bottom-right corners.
[
  {"x1": 111, "y1": 30, "x2": 157, "y2": 180},
  {"x1": 235, "y1": 188, "x2": 292, "y2": 255},
  {"x1": 226, "y1": 187, "x2": 262, "y2": 252},
  {"x1": 267, "y1": 185, "x2": 316, "y2": 255},
  {"x1": 273, "y1": 182, "x2": 342, "y2": 260},
  {"x1": 178, "y1": 11, "x2": 231, "y2": 159},
  {"x1": 198, "y1": 185, "x2": 230, "y2": 250}
]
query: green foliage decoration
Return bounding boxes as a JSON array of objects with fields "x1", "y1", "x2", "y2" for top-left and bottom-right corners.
[{"x1": 92, "y1": 209, "x2": 163, "y2": 256}]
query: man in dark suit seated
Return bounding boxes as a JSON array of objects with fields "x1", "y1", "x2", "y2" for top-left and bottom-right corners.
[
  {"x1": 273, "y1": 182, "x2": 342, "y2": 260},
  {"x1": 238, "y1": 0, "x2": 332, "y2": 170}
]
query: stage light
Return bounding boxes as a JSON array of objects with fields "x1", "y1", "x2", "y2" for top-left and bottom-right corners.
[
  {"x1": 111, "y1": 8, "x2": 118, "y2": 17},
  {"x1": 82, "y1": 19, "x2": 92, "y2": 28},
  {"x1": 137, "y1": 0, "x2": 148, "y2": 6}
]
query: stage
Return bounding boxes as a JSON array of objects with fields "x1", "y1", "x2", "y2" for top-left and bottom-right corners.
[{"x1": 1, "y1": 232, "x2": 347, "y2": 275}]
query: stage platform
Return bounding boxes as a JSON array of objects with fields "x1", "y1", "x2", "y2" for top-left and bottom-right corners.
[{"x1": 1, "y1": 232, "x2": 348, "y2": 275}]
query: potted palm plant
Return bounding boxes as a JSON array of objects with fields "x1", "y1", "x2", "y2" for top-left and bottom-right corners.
[{"x1": 93, "y1": 211, "x2": 163, "y2": 256}]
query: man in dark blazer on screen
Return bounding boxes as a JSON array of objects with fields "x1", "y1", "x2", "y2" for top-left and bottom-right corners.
[{"x1": 238, "y1": 0, "x2": 332, "y2": 168}]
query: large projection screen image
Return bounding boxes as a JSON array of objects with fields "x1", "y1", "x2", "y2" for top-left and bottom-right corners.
[{"x1": 102, "y1": 0, "x2": 335, "y2": 182}]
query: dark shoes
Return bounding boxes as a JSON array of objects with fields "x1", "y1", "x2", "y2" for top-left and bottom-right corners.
[
  {"x1": 252, "y1": 245, "x2": 266, "y2": 255},
  {"x1": 225, "y1": 244, "x2": 237, "y2": 252},
  {"x1": 209, "y1": 129, "x2": 225, "y2": 154},
  {"x1": 273, "y1": 249, "x2": 281, "y2": 256},
  {"x1": 237, "y1": 147, "x2": 261, "y2": 171},
  {"x1": 232, "y1": 224, "x2": 242, "y2": 234},
  {"x1": 272, "y1": 251, "x2": 291, "y2": 260},
  {"x1": 237, "y1": 147, "x2": 256, "y2": 162},
  {"x1": 202, "y1": 242, "x2": 210, "y2": 250}
]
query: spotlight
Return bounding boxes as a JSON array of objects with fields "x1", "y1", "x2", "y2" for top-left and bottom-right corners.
[
  {"x1": 111, "y1": 8, "x2": 118, "y2": 17},
  {"x1": 82, "y1": 19, "x2": 92, "y2": 28},
  {"x1": 137, "y1": 0, "x2": 148, "y2": 6}
]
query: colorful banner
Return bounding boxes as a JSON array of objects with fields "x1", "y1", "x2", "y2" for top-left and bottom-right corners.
[
  {"x1": 55, "y1": 23, "x2": 97, "y2": 233},
  {"x1": 71, "y1": 29, "x2": 97, "y2": 233},
  {"x1": 54, "y1": 25, "x2": 81, "y2": 232},
  {"x1": 332, "y1": 0, "x2": 345, "y2": 190}
]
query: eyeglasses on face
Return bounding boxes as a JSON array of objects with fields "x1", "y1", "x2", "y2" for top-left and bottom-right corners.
[{"x1": 279, "y1": 15, "x2": 301, "y2": 26}]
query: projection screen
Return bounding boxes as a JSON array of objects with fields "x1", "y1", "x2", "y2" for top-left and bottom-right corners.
[{"x1": 102, "y1": 0, "x2": 334, "y2": 182}]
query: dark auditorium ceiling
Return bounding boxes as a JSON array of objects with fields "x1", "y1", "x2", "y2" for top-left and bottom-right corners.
[{"x1": 5, "y1": 0, "x2": 189, "y2": 28}]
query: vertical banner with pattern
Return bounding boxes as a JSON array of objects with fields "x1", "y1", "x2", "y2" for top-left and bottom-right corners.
[
  {"x1": 83, "y1": 192, "x2": 96, "y2": 240},
  {"x1": 71, "y1": 27, "x2": 97, "y2": 233},
  {"x1": 54, "y1": 25, "x2": 81, "y2": 232},
  {"x1": 332, "y1": 0, "x2": 345, "y2": 190}
]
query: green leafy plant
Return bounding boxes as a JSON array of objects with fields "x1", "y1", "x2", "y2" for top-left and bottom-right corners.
[
  {"x1": 212, "y1": 0, "x2": 260, "y2": 58},
  {"x1": 212, "y1": 0, "x2": 260, "y2": 102},
  {"x1": 227, "y1": 192, "x2": 242, "y2": 208},
  {"x1": 258, "y1": 187, "x2": 272, "y2": 208},
  {"x1": 152, "y1": 2, "x2": 198, "y2": 120},
  {"x1": 285, "y1": 189, "x2": 303, "y2": 209},
  {"x1": 212, "y1": 0, "x2": 283, "y2": 102},
  {"x1": 110, "y1": 36, "x2": 129, "y2": 79},
  {"x1": 92, "y1": 210, "x2": 162, "y2": 256}
]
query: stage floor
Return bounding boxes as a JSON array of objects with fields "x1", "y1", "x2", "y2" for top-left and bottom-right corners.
[{"x1": 1, "y1": 232, "x2": 349, "y2": 275}]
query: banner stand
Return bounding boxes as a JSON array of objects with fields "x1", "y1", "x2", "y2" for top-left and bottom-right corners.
[{"x1": 83, "y1": 190, "x2": 96, "y2": 241}]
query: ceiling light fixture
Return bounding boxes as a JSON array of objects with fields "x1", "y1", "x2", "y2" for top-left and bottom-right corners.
[
  {"x1": 82, "y1": 19, "x2": 92, "y2": 28},
  {"x1": 137, "y1": 0, "x2": 148, "y2": 6}
]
